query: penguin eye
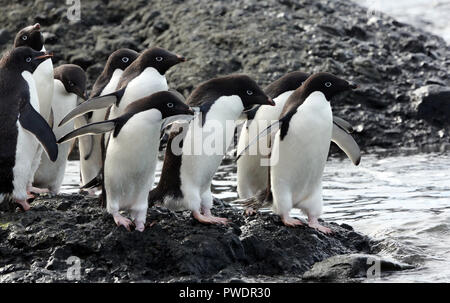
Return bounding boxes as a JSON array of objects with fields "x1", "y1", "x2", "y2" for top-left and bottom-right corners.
[
  {"x1": 25, "y1": 57, "x2": 32, "y2": 63},
  {"x1": 122, "y1": 57, "x2": 129, "y2": 63},
  {"x1": 167, "y1": 103, "x2": 174, "y2": 108},
  {"x1": 246, "y1": 90, "x2": 253, "y2": 96},
  {"x1": 155, "y1": 57, "x2": 163, "y2": 62},
  {"x1": 325, "y1": 82, "x2": 332, "y2": 88},
  {"x1": 22, "y1": 35, "x2": 28, "y2": 41}
]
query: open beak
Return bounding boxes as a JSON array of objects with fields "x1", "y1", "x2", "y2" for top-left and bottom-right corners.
[{"x1": 34, "y1": 52, "x2": 53, "y2": 60}]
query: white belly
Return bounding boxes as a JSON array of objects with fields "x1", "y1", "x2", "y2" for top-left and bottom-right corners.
[
  {"x1": 32, "y1": 57, "x2": 54, "y2": 122},
  {"x1": 237, "y1": 90, "x2": 293, "y2": 198},
  {"x1": 104, "y1": 110, "x2": 162, "y2": 213},
  {"x1": 33, "y1": 80, "x2": 78, "y2": 193},
  {"x1": 109, "y1": 67, "x2": 168, "y2": 120},
  {"x1": 271, "y1": 91, "x2": 332, "y2": 217},
  {"x1": 177, "y1": 96, "x2": 243, "y2": 210}
]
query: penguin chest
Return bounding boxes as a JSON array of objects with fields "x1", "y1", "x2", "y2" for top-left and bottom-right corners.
[
  {"x1": 105, "y1": 110, "x2": 162, "y2": 197},
  {"x1": 272, "y1": 92, "x2": 332, "y2": 196},
  {"x1": 32, "y1": 59, "x2": 54, "y2": 120},
  {"x1": 180, "y1": 96, "x2": 244, "y2": 189},
  {"x1": 113, "y1": 67, "x2": 168, "y2": 118},
  {"x1": 102, "y1": 69, "x2": 123, "y2": 95}
]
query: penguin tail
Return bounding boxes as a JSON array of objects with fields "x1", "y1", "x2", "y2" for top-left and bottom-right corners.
[
  {"x1": 238, "y1": 189, "x2": 273, "y2": 214},
  {"x1": 81, "y1": 172, "x2": 102, "y2": 189}
]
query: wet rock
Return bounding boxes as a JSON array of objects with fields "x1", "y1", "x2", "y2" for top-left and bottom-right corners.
[
  {"x1": 412, "y1": 85, "x2": 450, "y2": 128},
  {"x1": 0, "y1": 194, "x2": 378, "y2": 282},
  {"x1": 302, "y1": 254, "x2": 414, "y2": 282}
]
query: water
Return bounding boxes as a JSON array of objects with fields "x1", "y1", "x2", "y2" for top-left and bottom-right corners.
[
  {"x1": 359, "y1": 0, "x2": 450, "y2": 43},
  {"x1": 61, "y1": 152, "x2": 450, "y2": 282}
]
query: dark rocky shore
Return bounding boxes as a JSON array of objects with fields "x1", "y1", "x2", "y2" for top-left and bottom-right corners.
[
  {"x1": 0, "y1": 0, "x2": 449, "y2": 153},
  {"x1": 0, "y1": 0, "x2": 446, "y2": 282},
  {"x1": 0, "y1": 194, "x2": 412, "y2": 282}
]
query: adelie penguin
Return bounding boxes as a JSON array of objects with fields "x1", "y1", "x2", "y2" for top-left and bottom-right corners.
[
  {"x1": 58, "y1": 91, "x2": 194, "y2": 231},
  {"x1": 14, "y1": 23, "x2": 55, "y2": 195},
  {"x1": 75, "y1": 49, "x2": 139, "y2": 193},
  {"x1": 33, "y1": 64, "x2": 87, "y2": 194},
  {"x1": 148, "y1": 75, "x2": 275, "y2": 225},
  {"x1": 59, "y1": 47, "x2": 186, "y2": 127},
  {"x1": 237, "y1": 71, "x2": 361, "y2": 200},
  {"x1": 0, "y1": 47, "x2": 57, "y2": 210},
  {"x1": 240, "y1": 72, "x2": 358, "y2": 233}
]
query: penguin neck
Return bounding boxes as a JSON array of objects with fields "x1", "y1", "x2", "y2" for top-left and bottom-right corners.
[{"x1": 101, "y1": 69, "x2": 123, "y2": 95}]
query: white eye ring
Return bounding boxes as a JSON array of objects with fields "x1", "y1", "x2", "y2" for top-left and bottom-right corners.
[
  {"x1": 325, "y1": 82, "x2": 332, "y2": 87},
  {"x1": 26, "y1": 57, "x2": 32, "y2": 63},
  {"x1": 22, "y1": 35, "x2": 28, "y2": 41},
  {"x1": 156, "y1": 57, "x2": 163, "y2": 62},
  {"x1": 246, "y1": 90, "x2": 253, "y2": 96},
  {"x1": 167, "y1": 103, "x2": 174, "y2": 108},
  {"x1": 122, "y1": 57, "x2": 129, "y2": 63}
]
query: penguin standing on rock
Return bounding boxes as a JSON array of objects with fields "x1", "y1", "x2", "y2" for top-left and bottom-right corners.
[
  {"x1": 148, "y1": 75, "x2": 275, "y2": 225},
  {"x1": 76, "y1": 48, "x2": 139, "y2": 192},
  {"x1": 237, "y1": 71, "x2": 361, "y2": 199},
  {"x1": 240, "y1": 73, "x2": 357, "y2": 233},
  {"x1": 0, "y1": 47, "x2": 57, "y2": 210},
  {"x1": 58, "y1": 91, "x2": 194, "y2": 231},
  {"x1": 33, "y1": 64, "x2": 87, "y2": 194},
  {"x1": 14, "y1": 23, "x2": 55, "y2": 195}
]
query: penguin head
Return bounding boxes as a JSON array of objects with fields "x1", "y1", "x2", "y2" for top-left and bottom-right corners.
[
  {"x1": 302, "y1": 72, "x2": 358, "y2": 101},
  {"x1": 107, "y1": 48, "x2": 139, "y2": 72},
  {"x1": 137, "y1": 47, "x2": 186, "y2": 75},
  {"x1": 229, "y1": 75, "x2": 275, "y2": 109},
  {"x1": 1, "y1": 46, "x2": 53, "y2": 73},
  {"x1": 14, "y1": 23, "x2": 44, "y2": 51},
  {"x1": 125, "y1": 91, "x2": 194, "y2": 119},
  {"x1": 54, "y1": 64, "x2": 88, "y2": 100}
]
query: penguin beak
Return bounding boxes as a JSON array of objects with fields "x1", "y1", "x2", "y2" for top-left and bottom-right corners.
[
  {"x1": 33, "y1": 23, "x2": 41, "y2": 30},
  {"x1": 349, "y1": 82, "x2": 358, "y2": 89},
  {"x1": 177, "y1": 55, "x2": 186, "y2": 62},
  {"x1": 34, "y1": 52, "x2": 53, "y2": 60},
  {"x1": 187, "y1": 108, "x2": 195, "y2": 115},
  {"x1": 83, "y1": 91, "x2": 89, "y2": 100},
  {"x1": 266, "y1": 97, "x2": 275, "y2": 106}
]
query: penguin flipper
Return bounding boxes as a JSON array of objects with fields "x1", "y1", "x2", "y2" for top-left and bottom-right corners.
[
  {"x1": 333, "y1": 116, "x2": 354, "y2": 133},
  {"x1": 331, "y1": 124, "x2": 361, "y2": 166},
  {"x1": 19, "y1": 102, "x2": 58, "y2": 162},
  {"x1": 58, "y1": 88, "x2": 125, "y2": 127},
  {"x1": 236, "y1": 120, "x2": 280, "y2": 161},
  {"x1": 58, "y1": 120, "x2": 116, "y2": 144}
]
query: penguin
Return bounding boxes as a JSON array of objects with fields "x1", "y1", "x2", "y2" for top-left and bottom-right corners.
[
  {"x1": 0, "y1": 47, "x2": 57, "y2": 210},
  {"x1": 58, "y1": 47, "x2": 186, "y2": 127},
  {"x1": 75, "y1": 49, "x2": 139, "y2": 192},
  {"x1": 14, "y1": 23, "x2": 55, "y2": 195},
  {"x1": 33, "y1": 64, "x2": 87, "y2": 194},
  {"x1": 148, "y1": 75, "x2": 275, "y2": 225},
  {"x1": 58, "y1": 91, "x2": 195, "y2": 231},
  {"x1": 241, "y1": 73, "x2": 357, "y2": 233},
  {"x1": 237, "y1": 71, "x2": 361, "y2": 199}
]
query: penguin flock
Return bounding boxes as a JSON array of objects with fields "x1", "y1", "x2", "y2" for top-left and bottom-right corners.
[{"x1": 0, "y1": 23, "x2": 361, "y2": 234}]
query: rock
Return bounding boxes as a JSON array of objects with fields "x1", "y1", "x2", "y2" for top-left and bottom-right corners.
[
  {"x1": 412, "y1": 85, "x2": 450, "y2": 128},
  {"x1": 0, "y1": 29, "x2": 10, "y2": 45},
  {"x1": 302, "y1": 254, "x2": 414, "y2": 282},
  {"x1": 0, "y1": 194, "x2": 377, "y2": 282}
]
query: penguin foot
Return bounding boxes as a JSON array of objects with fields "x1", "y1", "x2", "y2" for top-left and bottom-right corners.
[
  {"x1": 193, "y1": 211, "x2": 229, "y2": 225},
  {"x1": 27, "y1": 186, "x2": 49, "y2": 195},
  {"x1": 308, "y1": 217, "x2": 333, "y2": 235},
  {"x1": 113, "y1": 214, "x2": 134, "y2": 231},
  {"x1": 281, "y1": 216, "x2": 304, "y2": 227},
  {"x1": 244, "y1": 207, "x2": 256, "y2": 216},
  {"x1": 15, "y1": 199, "x2": 31, "y2": 211},
  {"x1": 134, "y1": 222, "x2": 145, "y2": 232}
]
